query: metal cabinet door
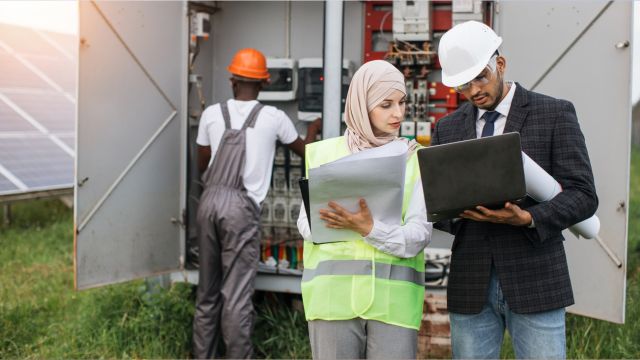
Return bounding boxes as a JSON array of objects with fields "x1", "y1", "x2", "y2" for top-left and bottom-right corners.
[
  {"x1": 75, "y1": 1, "x2": 187, "y2": 289},
  {"x1": 496, "y1": 1, "x2": 632, "y2": 323}
]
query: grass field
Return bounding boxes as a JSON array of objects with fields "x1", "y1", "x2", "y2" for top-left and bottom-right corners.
[{"x1": 1, "y1": 149, "x2": 639, "y2": 359}]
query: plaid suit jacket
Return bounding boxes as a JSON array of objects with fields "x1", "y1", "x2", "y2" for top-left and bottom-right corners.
[{"x1": 431, "y1": 84, "x2": 598, "y2": 314}]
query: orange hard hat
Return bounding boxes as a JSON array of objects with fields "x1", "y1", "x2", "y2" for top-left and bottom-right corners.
[{"x1": 227, "y1": 48, "x2": 270, "y2": 80}]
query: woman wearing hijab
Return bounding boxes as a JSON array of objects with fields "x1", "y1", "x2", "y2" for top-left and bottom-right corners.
[{"x1": 297, "y1": 60, "x2": 432, "y2": 359}]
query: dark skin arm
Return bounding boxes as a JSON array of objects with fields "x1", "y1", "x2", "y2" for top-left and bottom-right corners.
[
  {"x1": 286, "y1": 118, "x2": 322, "y2": 158},
  {"x1": 197, "y1": 118, "x2": 322, "y2": 174},
  {"x1": 198, "y1": 146, "x2": 212, "y2": 174}
]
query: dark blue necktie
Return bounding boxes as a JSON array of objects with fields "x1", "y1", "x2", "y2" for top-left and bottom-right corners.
[{"x1": 481, "y1": 111, "x2": 501, "y2": 137}]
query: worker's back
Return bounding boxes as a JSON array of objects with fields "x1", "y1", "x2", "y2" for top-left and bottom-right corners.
[{"x1": 196, "y1": 98, "x2": 298, "y2": 205}]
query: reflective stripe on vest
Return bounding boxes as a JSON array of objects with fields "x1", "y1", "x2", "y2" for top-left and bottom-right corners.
[
  {"x1": 302, "y1": 259, "x2": 423, "y2": 286},
  {"x1": 302, "y1": 136, "x2": 425, "y2": 330}
]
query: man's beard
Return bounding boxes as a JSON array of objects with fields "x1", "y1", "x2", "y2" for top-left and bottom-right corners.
[{"x1": 487, "y1": 73, "x2": 504, "y2": 111}]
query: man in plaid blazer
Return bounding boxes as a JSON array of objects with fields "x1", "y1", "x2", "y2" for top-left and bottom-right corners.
[{"x1": 432, "y1": 21, "x2": 598, "y2": 359}]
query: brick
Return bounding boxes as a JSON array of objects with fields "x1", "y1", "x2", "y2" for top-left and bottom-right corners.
[
  {"x1": 425, "y1": 293, "x2": 448, "y2": 313},
  {"x1": 424, "y1": 322, "x2": 450, "y2": 337},
  {"x1": 418, "y1": 292, "x2": 452, "y2": 358},
  {"x1": 417, "y1": 335, "x2": 452, "y2": 359},
  {"x1": 429, "y1": 336, "x2": 453, "y2": 359}
]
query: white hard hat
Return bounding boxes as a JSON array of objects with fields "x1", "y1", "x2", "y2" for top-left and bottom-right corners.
[{"x1": 438, "y1": 21, "x2": 502, "y2": 88}]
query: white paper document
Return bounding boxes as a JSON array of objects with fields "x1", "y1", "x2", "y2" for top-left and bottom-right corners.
[
  {"x1": 308, "y1": 141, "x2": 409, "y2": 243},
  {"x1": 522, "y1": 151, "x2": 600, "y2": 239}
]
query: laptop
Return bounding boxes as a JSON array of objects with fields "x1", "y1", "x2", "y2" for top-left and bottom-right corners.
[{"x1": 417, "y1": 132, "x2": 526, "y2": 222}]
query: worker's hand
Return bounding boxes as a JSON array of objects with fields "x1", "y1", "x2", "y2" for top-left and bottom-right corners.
[
  {"x1": 319, "y1": 199, "x2": 373, "y2": 237},
  {"x1": 304, "y1": 118, "x2": 323, "y2": 144},
  {"x1": 310, "y1": 118, "x2": 322, "y2": 131},
  {"x1": 460, "y1": 202, "x2": 532, "y2": 227}
]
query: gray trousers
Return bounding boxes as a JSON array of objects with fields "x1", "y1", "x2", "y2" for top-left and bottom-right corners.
[
  {"x1": 192, "y1": 187, "x2": 261, "y2": 359},
  {"x1": 308, "y1": 319, "x2": 417, "y2": 360}
]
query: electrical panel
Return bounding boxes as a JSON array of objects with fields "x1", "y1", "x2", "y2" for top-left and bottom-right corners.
[
  {"x1": 365, "y1": 0, "x2": 493, "y2": 147},
  {"x1": 452, "y1": 0, "x2": 484, "y2": 26},
  {"x1": 392, "y1": 0, "x2": 432, "y2": 41},
  {"x1": 297, "y1": 58, "x2": 354, "y2": 122},
  {"x1": 189, "y1": 11, "x2": 210, "y2": 44},
  {"x1": 258, "y1": 58, "x2": 298, "y2": 102}
]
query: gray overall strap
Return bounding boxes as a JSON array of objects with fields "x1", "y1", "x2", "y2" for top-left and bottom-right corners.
[
  {"x1": 219, "y1": 101, "x2": 264, "y2": 130},
  {"x1": 201, "y1": 101, "x2": 264, "y2": 189},
  {"x1": 220, "y1": 100, "x2": 232, "y2": 129},
  {"x1": 240, "y1": 102, "x2": 264, "y2": 130}
]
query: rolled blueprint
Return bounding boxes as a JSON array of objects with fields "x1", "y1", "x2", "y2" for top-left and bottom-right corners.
[{"x1": 522, "y1": 152, "x2": 599, "y2": 239}]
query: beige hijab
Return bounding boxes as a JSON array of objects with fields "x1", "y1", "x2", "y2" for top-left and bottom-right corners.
[{"x1": 344, "y1": 60, "x2": 418, "y2": 153}]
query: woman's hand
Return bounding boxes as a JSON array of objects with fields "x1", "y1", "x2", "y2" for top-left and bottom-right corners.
[{"x1": 319, "y1": 199, "x2": 373, "y2": 237}]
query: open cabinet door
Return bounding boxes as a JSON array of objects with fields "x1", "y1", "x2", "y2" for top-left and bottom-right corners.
[
  {"x1": 75, "y1": 1, "x2": 187, "y2": 290},
  {"x1": 496, "y1": 1, "x2": 632, "y2": 323}
]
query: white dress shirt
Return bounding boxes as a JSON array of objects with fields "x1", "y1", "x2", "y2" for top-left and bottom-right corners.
[
  {"x1": 474, "y1": 82, "x2": 535, "y2": 228},
  {"x1": 475, "y1": 82, "x2": 516, "y2": 138},
  {"x1": 297, "y1": 179, "x2": 432, "y2": 259}
]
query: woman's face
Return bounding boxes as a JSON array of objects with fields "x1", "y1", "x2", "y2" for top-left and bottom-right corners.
[{"x1": 368, "y1": 89, "x2": 406, "y2": 137}]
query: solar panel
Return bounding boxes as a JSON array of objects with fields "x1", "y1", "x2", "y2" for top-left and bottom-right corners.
[
  {"x1": 23, "y1": 55, "x2": 76, "y2": 92},
  {"x1": 0, "y1": 173, "x2": 18, "y2": 194},
  {"x1": 0, "y1": 23, "x2": 59, "y2": 57},
  {"x1": 0, "y1": 53, "x2": 50, "y2": 88},
  {"x1": 0, "y1": 99, "x2": 35, "y2": 132},
  {"x1": 38, "y1": 31, "x2": 76, "y2": 62},
  {"x1": 0, "y1": 137, "x2": 73, "y2": 190},
  {"x1": 6, "y1": 92, "x2": 75, "y2": 132},
  {"x1": 0, "y1": 24, "x2": 76, "y2": 200},
  {"x1": 57, "y1": 134, "x2": 75, "y2": 151}
]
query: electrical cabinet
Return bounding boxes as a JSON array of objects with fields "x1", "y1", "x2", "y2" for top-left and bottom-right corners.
[
  {"x1": 297, "y1": 58, "x2": 354, "y2": 121},
  {"x1": 258, "y1": 58, "x2": 297, "y2": 102}
]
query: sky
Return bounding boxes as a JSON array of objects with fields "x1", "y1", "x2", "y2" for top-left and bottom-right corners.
[{"x1": 0, "y1": 1, "x2": 637, "y2": 104}]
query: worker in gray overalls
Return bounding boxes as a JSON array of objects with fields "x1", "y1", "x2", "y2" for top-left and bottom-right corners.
[{"x1": 192, "y1": 48, "x2": 321, "y2": 359}]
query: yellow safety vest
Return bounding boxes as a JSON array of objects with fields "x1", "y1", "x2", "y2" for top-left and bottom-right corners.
[{"x1": 301, "y1": 136, "x2": 425, "y2": 330}]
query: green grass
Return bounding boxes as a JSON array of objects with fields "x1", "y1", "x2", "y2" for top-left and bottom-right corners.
[
  {"x1": 1, "y1": 148, "x2": 639, "y2": 359},
  {"x1": 0, "y1": 200, "x2": 195, "y2": 358},
  {"x1": 252, "y1": 295, "x2": 311, "y2": 359},
  {"x1": 0, "y1": 199, "x2": 310, "y2": 359}
]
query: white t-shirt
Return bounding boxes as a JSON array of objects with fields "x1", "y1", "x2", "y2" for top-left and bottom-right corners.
[{"x1": 196, "y1": 99, "x2": 299, "y2": 205}]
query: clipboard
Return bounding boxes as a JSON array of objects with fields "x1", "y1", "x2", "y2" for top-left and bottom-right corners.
[{"x1": 298, "y1": 177, "x2": 311, "y2": 229}]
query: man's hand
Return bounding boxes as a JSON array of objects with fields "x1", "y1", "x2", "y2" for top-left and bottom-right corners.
[
  {"x1": 310, "y1": 117, "x2": 322, "y2": 131},
  {"x1": 303, "y1": 117, "x2": 323, "y2": 144},
  {"x1": 319, "y1": 199, "x2": 373, "y2": 237},
  {"x1": 460, "y1": 202, "x2": 532, "y2": 227}
]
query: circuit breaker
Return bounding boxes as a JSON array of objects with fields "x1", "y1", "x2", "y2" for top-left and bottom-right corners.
[{"x1": 297, "y1": 58, "x2": 354, "y2": 122}]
